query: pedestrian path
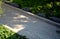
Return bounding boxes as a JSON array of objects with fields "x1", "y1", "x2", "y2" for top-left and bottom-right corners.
[{"x1": 0, "y1": 4, "x2": 60, "y2": 39}]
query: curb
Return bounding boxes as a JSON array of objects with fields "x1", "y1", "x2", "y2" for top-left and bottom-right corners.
[{"x1": 4, "y1": 3, "x2": 60, "y2": 28}]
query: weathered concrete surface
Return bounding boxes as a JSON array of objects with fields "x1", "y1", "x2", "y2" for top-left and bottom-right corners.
[{"x1": 0, "y1": 4, "x2": 60, "y2": 39}]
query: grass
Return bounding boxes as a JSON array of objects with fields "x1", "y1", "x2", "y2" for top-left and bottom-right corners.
[{"x1": 0, "y1": 24, "x2": 27, "y2": 39}]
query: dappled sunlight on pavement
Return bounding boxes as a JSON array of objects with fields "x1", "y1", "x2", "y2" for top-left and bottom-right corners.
[
  {"x1": 3, "y1": 24, "x2": 25, "y2": 32},
  {"x1": 0, "y1": 4, "x2": 60, "y2": 39}
]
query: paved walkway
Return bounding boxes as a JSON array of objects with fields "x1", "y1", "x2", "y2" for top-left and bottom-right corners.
[{"x1": 0, "y1": 4, "x2": 60, "y2": 39}]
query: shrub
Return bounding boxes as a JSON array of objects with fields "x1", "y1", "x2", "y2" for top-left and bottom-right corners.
[{"x1": 11, "y1": 0, "x2": 60, "y2": 18}]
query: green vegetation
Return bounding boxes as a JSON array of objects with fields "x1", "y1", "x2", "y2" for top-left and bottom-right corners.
[
  {"x1": 0, "y1": 25, "x2": 27, "y2": 39},
  {"x1": 12, "y1": 0, "x2": 60, "y2": 18},
  {"x1": 3, "y1": 0, "x2": 60, "y2": 18}
]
